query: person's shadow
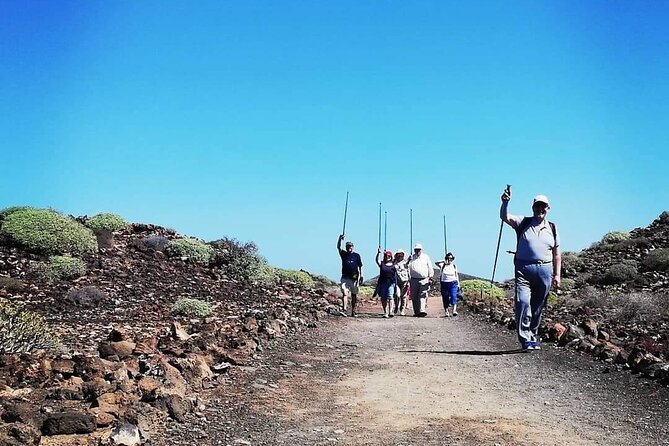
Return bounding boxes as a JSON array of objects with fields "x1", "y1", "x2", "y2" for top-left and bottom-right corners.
[{"x1": 402, "y1": 349, "x2": 528, "y2": 355}]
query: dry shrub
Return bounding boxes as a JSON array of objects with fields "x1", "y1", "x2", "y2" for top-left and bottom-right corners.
[{"x1": 610, "y1": 291, "x2": 666, "y2": 325}]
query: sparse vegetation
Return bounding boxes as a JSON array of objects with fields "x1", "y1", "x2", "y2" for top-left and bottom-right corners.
[
  {"x1": 165, "y1": 238, "x2": 215, "y2": 264},
  {"x1": 460, "y1": 280, "x2": 505, "y2": 303},
  {"x1": 559, "y1": 278, "x2": 576, "y2": 291},
  {"x1": 0, "y1": 276, "x2": 24, "y2": 292},
  {"x1": 0, "y1": 208, "x2": 97, "y2": 255},
  {"x1": 36, "y1": 255, "x2": 87, "y2": 282},
  {"x1": 171, "y1": 298, "x2": 213, "y2": 317},
  {"x1": 358, "y1": 285, "x2": 375, "y2": 297},
  {"x1": 610, "y1": 291, "x2": 665, "y2": 325},
  {"x1": 275, "y1": 268, "x2": 315, "y2": 289},
  {"x1": 561, "y1": 252, "x2": 585, "y2": 276},
  {"x1": 66, "y1": 286, "x2": 108, "y2": 306},
  {"x1": 642, "y1": 248, "x2": 669, "y2": 272},
  {"x1": 601, "y1": 231, "x2": 631, "y2": 245},
  {"x1": 596, "y1": 261, "x2": 638, "y2": 285},
  {"x1": 142, "y1": 235, "x2": 170, "y2": 252},
  {"x1": 0, "y1": 301, "x2": 60, "y2": 353},
  {"x1": 85, "y1": 213, "x2": 127, "y2": 232},
  {"x1": 210, "y1": 237, "x2": 271, "y2": 283}
]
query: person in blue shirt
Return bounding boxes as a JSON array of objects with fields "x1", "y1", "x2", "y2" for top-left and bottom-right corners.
[
  {"x1": 500, "y1": 190, "x2": 562, "y2": 350},
  {"x1": 337, "y1": 234, "x2": 363, "y2": 317}
]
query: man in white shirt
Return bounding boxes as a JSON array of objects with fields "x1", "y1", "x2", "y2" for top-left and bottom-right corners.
[
  {"x1": 500, "y1": 189, "x2": 561, "y2": 350},
  {"x1": 407, "y1": 243, "x2": 433, "y2": 317}
]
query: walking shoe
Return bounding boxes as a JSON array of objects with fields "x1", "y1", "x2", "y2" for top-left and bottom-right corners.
[
  {"x1": 522, "y1": 341, "x2": 534, "y2": 350},
  {"x1": 443, "y1": 312, "x2": 451, "y2": 318},
  {"x1": 400, "y1": 310, "x2": 406, "y2": 316},
  {"x1": 388, "y1": 313, "x2": 394, "y2": 318},
  {"x1": 452, "y1": 311, "x2": 458, "y2": 316},
  {"x1": 418, "y1": 311, "x2": 428, "y2": 317},
  {"x1": 383, "y1": 313, "x2": 389, "y2": 318},
  {"x1": 530, "y1": 341, "x2": 541, "y2": 350}
]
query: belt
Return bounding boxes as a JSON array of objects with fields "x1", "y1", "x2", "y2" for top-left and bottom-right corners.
[{"x1": 515, "y1": 259, "x2": 552, "y2": 265}]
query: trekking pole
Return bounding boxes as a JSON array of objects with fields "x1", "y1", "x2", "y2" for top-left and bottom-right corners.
[
  {"x1": 342, "y1": 192, "x2": 349, "y2": 236},
  {"x1": 409, "y1": 210, "x2": 413, "y2": 249},
  {"x1": 378, "y1": 202, "x2": 382, "y2": 248},
  {"x1": 443, "y1": 215, "x2": 448, "y2": 256},
  {"x1": 384, "y1": 211, "x2": 388, "y2": 251},
  {"x1": 490, "y1": 185, "x2": 511, "y2": 286}
]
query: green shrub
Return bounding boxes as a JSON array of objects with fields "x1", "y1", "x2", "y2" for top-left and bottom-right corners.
[
  {"x1": 36, "y1": 255, "x2": 87, "y2": 282},
  {"x1": 0, "y1": 208, "x2": 97, "y2": 255},
  {"x1": 561, "y1": 252, "x2": 585, "y2": 276},
  {"x1": 598, "y1": 262, "x2": 638, "y2": 285},
  {"x1": 601, "y1": 231, "x2": 630, "y2": 245},
  {"x1": 210, "y1": 237, "x2": 269, "y2": 283},
  {"x1": 612, "y1": 237, "x2": 652, "y2": 251},
  {"x1": 358, "y1": 286, "x2": 375, "y2": 297},
  {"x1": 85, "y1": 213, "x2": 127, "y2": 232},
  {"x1": 460, "y1": 280, "x2": 505, "y2": 302},
  {"x1": 276, "y1": 268, "x2": 315, "y2": 289},
  {"x1": 0, "y1": 301, "x2": 60, "y2": 353},
  {"x1": 165, "y1": 238, "x2": 214, "y2": 264},
  {"x1": 171, "y1": 298, "x2": 212, "y2": 317},
  {"x1": 0, "y1": 206, "x2": 35, "y2": 220},
  {"x1": 642, "y1": 248, "x2": 669, "y2": 272},
  {"x1": 255, "y1": 262, "x2": 278, "y2": 285},
  {"x1": 559, "y1": 278, "x2": 576, "y2": 291}
]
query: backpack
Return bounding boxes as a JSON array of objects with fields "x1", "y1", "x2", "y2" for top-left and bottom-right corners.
[{"x1": 515, "y1": 217, "x2": 556, "y2": 243}]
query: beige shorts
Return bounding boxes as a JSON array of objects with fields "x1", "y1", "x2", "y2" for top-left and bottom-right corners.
[{"x1": 340, "y1": 277, "x2": 359, "y2": 296}]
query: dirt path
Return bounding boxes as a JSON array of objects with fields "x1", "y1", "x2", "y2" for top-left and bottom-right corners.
[{"x1": 201, "y1": 301, "x2": 669, "y2": 446}]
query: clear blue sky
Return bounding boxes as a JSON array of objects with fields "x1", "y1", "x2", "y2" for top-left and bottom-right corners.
[{"x1": 2, "y1": 1, "x2": 668, "y2": 282}]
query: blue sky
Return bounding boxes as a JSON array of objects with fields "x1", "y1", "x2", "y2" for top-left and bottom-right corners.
[{"x1": 2, "y1": 1, "x2": 668, "y2": 282}]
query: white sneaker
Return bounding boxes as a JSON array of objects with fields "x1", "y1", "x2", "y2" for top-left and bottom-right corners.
[{"x1": 400, "y1": 310, "x2": 405, "y2": 316}]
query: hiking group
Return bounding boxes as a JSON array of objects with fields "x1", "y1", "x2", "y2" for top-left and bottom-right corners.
[{"x1": 337, "y1": 187, "x2": 561, "y2": 351}]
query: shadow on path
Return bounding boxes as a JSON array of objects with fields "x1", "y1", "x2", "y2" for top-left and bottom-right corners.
[{"x1": 402, "y1": 349, "x2": 528, "y2": 356}]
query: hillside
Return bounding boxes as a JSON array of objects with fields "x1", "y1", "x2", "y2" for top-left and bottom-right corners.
[{"x1": 0, "y1": 210, "x2": 341, "y2": 445}]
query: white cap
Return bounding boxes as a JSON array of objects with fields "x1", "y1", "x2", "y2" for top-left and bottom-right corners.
[
  {"x1": 396, "y1": 249, "x2": 405, "y2": 255},
  {"x1": 533, "y1": 195, "x2": 550, "y2": 206},
  {"x1": 413, "y1": 243, "x2": 423, "y2": 250}
]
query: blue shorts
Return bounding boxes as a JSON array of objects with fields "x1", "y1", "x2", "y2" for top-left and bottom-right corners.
[{"x1": 378, "y1": 282, "x2": 395, "y2": 301}]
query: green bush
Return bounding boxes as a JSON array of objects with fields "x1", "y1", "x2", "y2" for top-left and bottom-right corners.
[
  {"x1": 37, "y1": 256, "x2": 87, "y2": 282},
  {"x1": 612, "y1": 237, "x2": 652, "y2": 251},
  {"x1": 85, "y1": 213, "x2": 127, "y2": 232},
  {"x1": 460, "y1": 280, "x2": 505, "y2": 302},
  {"x1": 559, "y1": 277, "x2": 576, "y2": 291},
  {"x1": 601, "y1": 231, "x2": 630, "y2": 245},
  {"x1": 642, "y1": 248, "x2": 669, "y2": 272},
  {"x1": 276, "y1": 268, "x2": 315, "y2": 289},
  {"x1": 171, "y1": 298, "x2": 213, "y2": 317},
  {"x1": 0, "y1": 208, "x2": 97, "y2": 255},
  {"x1": 0, "y1": 301, "x2": 59, "y2": 353},
  {"x1": 210, "y1": 237, "x2": 270, "y2": 283},
  {"x1": 255, "y1": 262, "x2": 278, "y2": 285},
  {"x1": 598, "y1": 261, "x2": 638, "y2": 285},
  {"x1": 165, "y1": 238, "x2": 214, "y2": 264},
  {"x1": 561, "y1": 252, "x2": 585, "y2": 276},
  {"x1": 358, "y1": 286, "x2": 375, "y2": 297}
]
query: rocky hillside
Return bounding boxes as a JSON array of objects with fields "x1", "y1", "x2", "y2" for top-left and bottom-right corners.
[
  {"x1": 466, "y1": 212, "x2": 669, "y2": 384},
  {"x1": 0, "y1": 214, "x2": 342, "y2": 445}
]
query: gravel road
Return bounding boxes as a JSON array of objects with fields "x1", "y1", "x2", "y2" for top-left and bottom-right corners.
[{"x1": 197, "y1": 301, "x2": 669, "y2": 446}]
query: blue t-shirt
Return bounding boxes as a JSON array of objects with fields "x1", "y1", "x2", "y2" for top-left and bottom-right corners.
[{"x1": 339, "y1": 250, "x2": 363, "y2": 279}]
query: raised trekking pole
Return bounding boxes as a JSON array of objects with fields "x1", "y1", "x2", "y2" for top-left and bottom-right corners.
[
  {"x1": 490, "y1": 185, "x2": 511, "y2": 286},
  {"x1": 378, "y1": 202, "x2": 382, "y2": 248},
  {"x1": 342, "y1": 191, "x2": 349, "y2": 236},
  {"x1": 410, "y1": 208, "x2": 413, "y2": 248},
  {"x1": 443, "y1": 215, "x2": 448, "y2": 256},
  {"x1": 384, "y1": 211, "x2": 388, "y2": 251}
]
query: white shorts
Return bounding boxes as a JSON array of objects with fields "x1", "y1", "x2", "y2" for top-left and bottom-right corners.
[{"x1": 340, "y1": 277, "x2": 359, "y2": 296}]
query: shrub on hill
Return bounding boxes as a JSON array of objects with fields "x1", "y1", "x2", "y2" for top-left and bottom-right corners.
[
  {"x1": 141, "y1": 235, "x2": 170, "y2": 252},
  {"x1": 165, "y1": 238, "x2": 214, "y2": 265},
  {"x1": 171, "y1": 298, "x2": 213, "y2": 317},
  {"x1": 561, "y1": 252, "x2": 585, "y2": 276},
  {"x1": 0, "y1": 301, "x2": 60, "y2": 353},
  {"x1": 209, "y1": 237, "x2": 272, "y2": 284},
  {"x1": 602, "y1": 231, "x2": 631, "y2": 245},
  {"x1": 275, "y1": 268, "x2": 315, "y2": 289},
  {"x1": 460, "y1": 280, "x2": 505, "y2": 305},
  {"x1": 595, "y1": 261, "x2": 638, "y2": 285},
  {"x1": 642, "y1": 248, "x2": 669, "y2": 272},
  {"x1": 36, "y1": 256, "x2": 87, "y2": 282},
  {"x1": 358, "y1": 286, "x2": 375, "y2": 297},
  {"x1": 0, "y1": 276, "x2": 24, "y2": 293},
  {"x1": 0, "y1": 208, "x2": 97, "y2": 255},
  {"x1": 85, "y1": 213, "x2": 127, "y2": 232}
]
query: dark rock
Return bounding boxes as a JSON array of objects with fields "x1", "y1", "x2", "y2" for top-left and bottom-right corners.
[{"x1": 41, "y1": 411, "x2": 96, "y2": 435}]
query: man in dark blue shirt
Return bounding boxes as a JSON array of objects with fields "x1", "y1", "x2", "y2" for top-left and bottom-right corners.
[{"x1": 337, "y1": 234, "x2": 363, "y2": 317}]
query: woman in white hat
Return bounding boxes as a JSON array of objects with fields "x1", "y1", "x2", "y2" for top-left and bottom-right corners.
[{"x1": 393, "y1": 249, "x2": 410, "y2": 315}]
